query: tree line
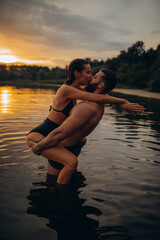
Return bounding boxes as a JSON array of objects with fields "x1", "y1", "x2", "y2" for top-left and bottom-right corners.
[{"x1": 0, "y1": 41, "x2": 160, "y2": 92}]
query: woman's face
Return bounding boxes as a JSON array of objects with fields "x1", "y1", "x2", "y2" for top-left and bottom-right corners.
[{"x1": 77, "y1": 64, "x2": 92, "y2": 85}]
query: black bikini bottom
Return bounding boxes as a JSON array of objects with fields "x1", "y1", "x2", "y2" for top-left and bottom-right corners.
[
  {"x1": 48, "y1": 142, "x2": 82, "y2": 170},
  {"x1": 27, "y1": 118, "x2": 59, "y2": 137}
]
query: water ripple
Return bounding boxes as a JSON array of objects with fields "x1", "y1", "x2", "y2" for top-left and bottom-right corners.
[{"x1": 0, "y1": 86, "x2": 160, "y2": 240}]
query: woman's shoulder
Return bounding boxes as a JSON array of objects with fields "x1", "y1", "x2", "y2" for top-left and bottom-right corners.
[
  {"x1": 56, "y1": 84, "x2": 73, "y2": 101},
  {"x1": 58, "y1": 83, "x2": 70, "y2": 91},
  {"x1": 58, "y1": 84, "x2": 76, "y2": 96}
]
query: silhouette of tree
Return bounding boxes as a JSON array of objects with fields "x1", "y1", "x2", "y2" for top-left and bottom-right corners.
[{"x1": 0, "y1": 41, "x2": 160, "y2": 92}]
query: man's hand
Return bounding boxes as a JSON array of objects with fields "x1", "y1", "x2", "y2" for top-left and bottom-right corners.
[
  {"x1": 119, "y1": 102, "x2": 145, "y2": 115},
  {"x1": 28, "y1": 141, "x2": 41, "y2": 155}
]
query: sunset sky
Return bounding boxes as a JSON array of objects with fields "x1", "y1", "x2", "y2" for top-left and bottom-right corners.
[{"x1": 0, "y1": 0, "x2": 159, "y2": 67}]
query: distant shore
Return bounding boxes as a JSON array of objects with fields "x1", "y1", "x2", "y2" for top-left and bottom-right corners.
[
  {"x1": 0, "y1": 81, "x2": 160, "y2": 99},
  {"x1": 113, "y1": 88, "x2": 160, "y2": 99}
]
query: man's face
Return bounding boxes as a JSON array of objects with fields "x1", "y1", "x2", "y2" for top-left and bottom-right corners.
[{"x1": 85, "y1": 70, "x2": 104, "y2": 92}]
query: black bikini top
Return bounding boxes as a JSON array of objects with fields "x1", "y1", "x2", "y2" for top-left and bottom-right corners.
[{"x1": 49, "y1": 100, "x2": 74, "y2": 117}]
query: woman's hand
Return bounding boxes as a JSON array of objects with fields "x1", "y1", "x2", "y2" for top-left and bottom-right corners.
[
  {"x1": 119, "y1": 102, "x2": 145, "y2": 115},
  {"x1": 28, "y1": 141, "x2": 41, "y2": 155}
]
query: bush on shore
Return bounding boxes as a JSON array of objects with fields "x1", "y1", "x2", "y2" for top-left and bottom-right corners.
[{"x1": 0, "y1": 41, "x2": 160, "y2": 92}]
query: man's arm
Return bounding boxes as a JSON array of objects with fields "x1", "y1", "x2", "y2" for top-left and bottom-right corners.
[{"x1": 30, "y1": 103, "x2": 95, "y2": 154}]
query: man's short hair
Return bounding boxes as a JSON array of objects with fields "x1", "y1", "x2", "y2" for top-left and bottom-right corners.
[{"x1": 101, "y1": 68, "x2": 117, "y2": 93}]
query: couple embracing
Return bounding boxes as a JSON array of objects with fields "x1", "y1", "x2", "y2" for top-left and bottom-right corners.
[{"x1": 26, "y1": 59, "x2": 144, "y2": 187}]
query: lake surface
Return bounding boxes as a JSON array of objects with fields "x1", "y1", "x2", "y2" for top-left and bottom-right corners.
[{"x1": 0, "y1": 86, "x2": 160, "y2": 240}]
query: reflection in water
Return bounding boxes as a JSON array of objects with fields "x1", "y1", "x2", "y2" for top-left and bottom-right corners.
[
  {"x1": 27, "y1": 172, "x2": 130, "y2": 240},
  {"x1": 0, "y1": 88, "x2": 11, "y2": 113},
  {"x1": 0, "y1": 86, "x2": 160, "y2": 240}
]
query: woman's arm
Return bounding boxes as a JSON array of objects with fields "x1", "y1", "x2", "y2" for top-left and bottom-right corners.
[
  {"x1": 118, "y1": 102, "x2": 145, "y2": 115},
  {"x1": 62, "y1": 85, "x2": 127, "y2": 105},
  {"x1": 64, "y1": 86, "x2": 145, "y2": 114}
]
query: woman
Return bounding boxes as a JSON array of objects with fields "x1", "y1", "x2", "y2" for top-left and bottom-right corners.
[{"x1": 26, "y1": 59, "x2": 140, "y2": 185}]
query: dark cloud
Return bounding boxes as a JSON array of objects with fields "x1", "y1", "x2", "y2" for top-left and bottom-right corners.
[
  {"x1": 0, "y1": 0, "x2": 102, "y2": 50},
  {"x1": 107, "y1": 41, "x2": 132, "y2": 50},
  {"x1": 151, "y1": 29, "x2": 160, "y2": 35},
  {"x1": 0, "y1": 0, "x2": 159, "y2": 66},
  {"x1": 0, "y1": 0, "x2": 132, "y2": 52}
]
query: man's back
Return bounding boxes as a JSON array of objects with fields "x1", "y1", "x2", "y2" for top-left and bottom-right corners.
[{"x1": 61, "y1": 101, "x2": 104, "y2": 146}]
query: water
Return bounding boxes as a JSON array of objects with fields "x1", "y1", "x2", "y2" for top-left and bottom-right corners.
[{"x1": 0, "y1": 86, "x2": 160, "y2": 240}]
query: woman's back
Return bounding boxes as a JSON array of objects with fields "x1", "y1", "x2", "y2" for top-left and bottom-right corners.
[{"x1": 47, "y1": 84, "x2": 76, "y2": 125}]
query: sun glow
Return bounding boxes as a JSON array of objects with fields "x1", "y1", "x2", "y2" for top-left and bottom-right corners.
[
  {"x1": 0, "y1": 55, "x2": 22, "y2": 63},
  {"x1": 0, "y1": 49, "x2": 44, "y2": 64},
  {"x1": 0, "y1": 88, "x2": 11, "y2": 113},
  {"x1": 0, "y1": 49, "x2": 11, "y2": 54}
]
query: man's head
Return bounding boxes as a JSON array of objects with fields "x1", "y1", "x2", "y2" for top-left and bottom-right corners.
[{"x1": 85, "y1": 68, "x2": 117, "y2": 93}]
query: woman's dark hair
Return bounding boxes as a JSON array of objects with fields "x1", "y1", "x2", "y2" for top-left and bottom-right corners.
[
  {"x1": 65, "y1": 58, "x2": 89, "y2": 85},
  {"x1": 101, "y1": 68, "x2": 117, "y2": 93}
]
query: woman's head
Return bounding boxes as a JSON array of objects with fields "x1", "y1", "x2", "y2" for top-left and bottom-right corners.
[{"x1": 66, "y1": 58, "x2": 91, "y2": 85}]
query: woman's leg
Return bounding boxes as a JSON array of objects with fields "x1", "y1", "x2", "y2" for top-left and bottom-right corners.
[
  {"x1": 41, "y1": 145, "x2": 78, "y2": 184},
  {"x1": 26, "y1": 132, "x2": 45, "y2": 147},
  {"x1": 47, "y1": 161, "x2": 61, "y2": 176},
  {"x1": 26, "y1": 132, "x2": 78, "y2": 184},
  {"x1": 26, "y1": 132, "x2": 60, "y2": 176}
]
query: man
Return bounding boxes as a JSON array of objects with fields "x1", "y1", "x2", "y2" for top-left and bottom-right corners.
[{"x1": 29, "y1": 69, "x2": 144, "y2": 185}]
